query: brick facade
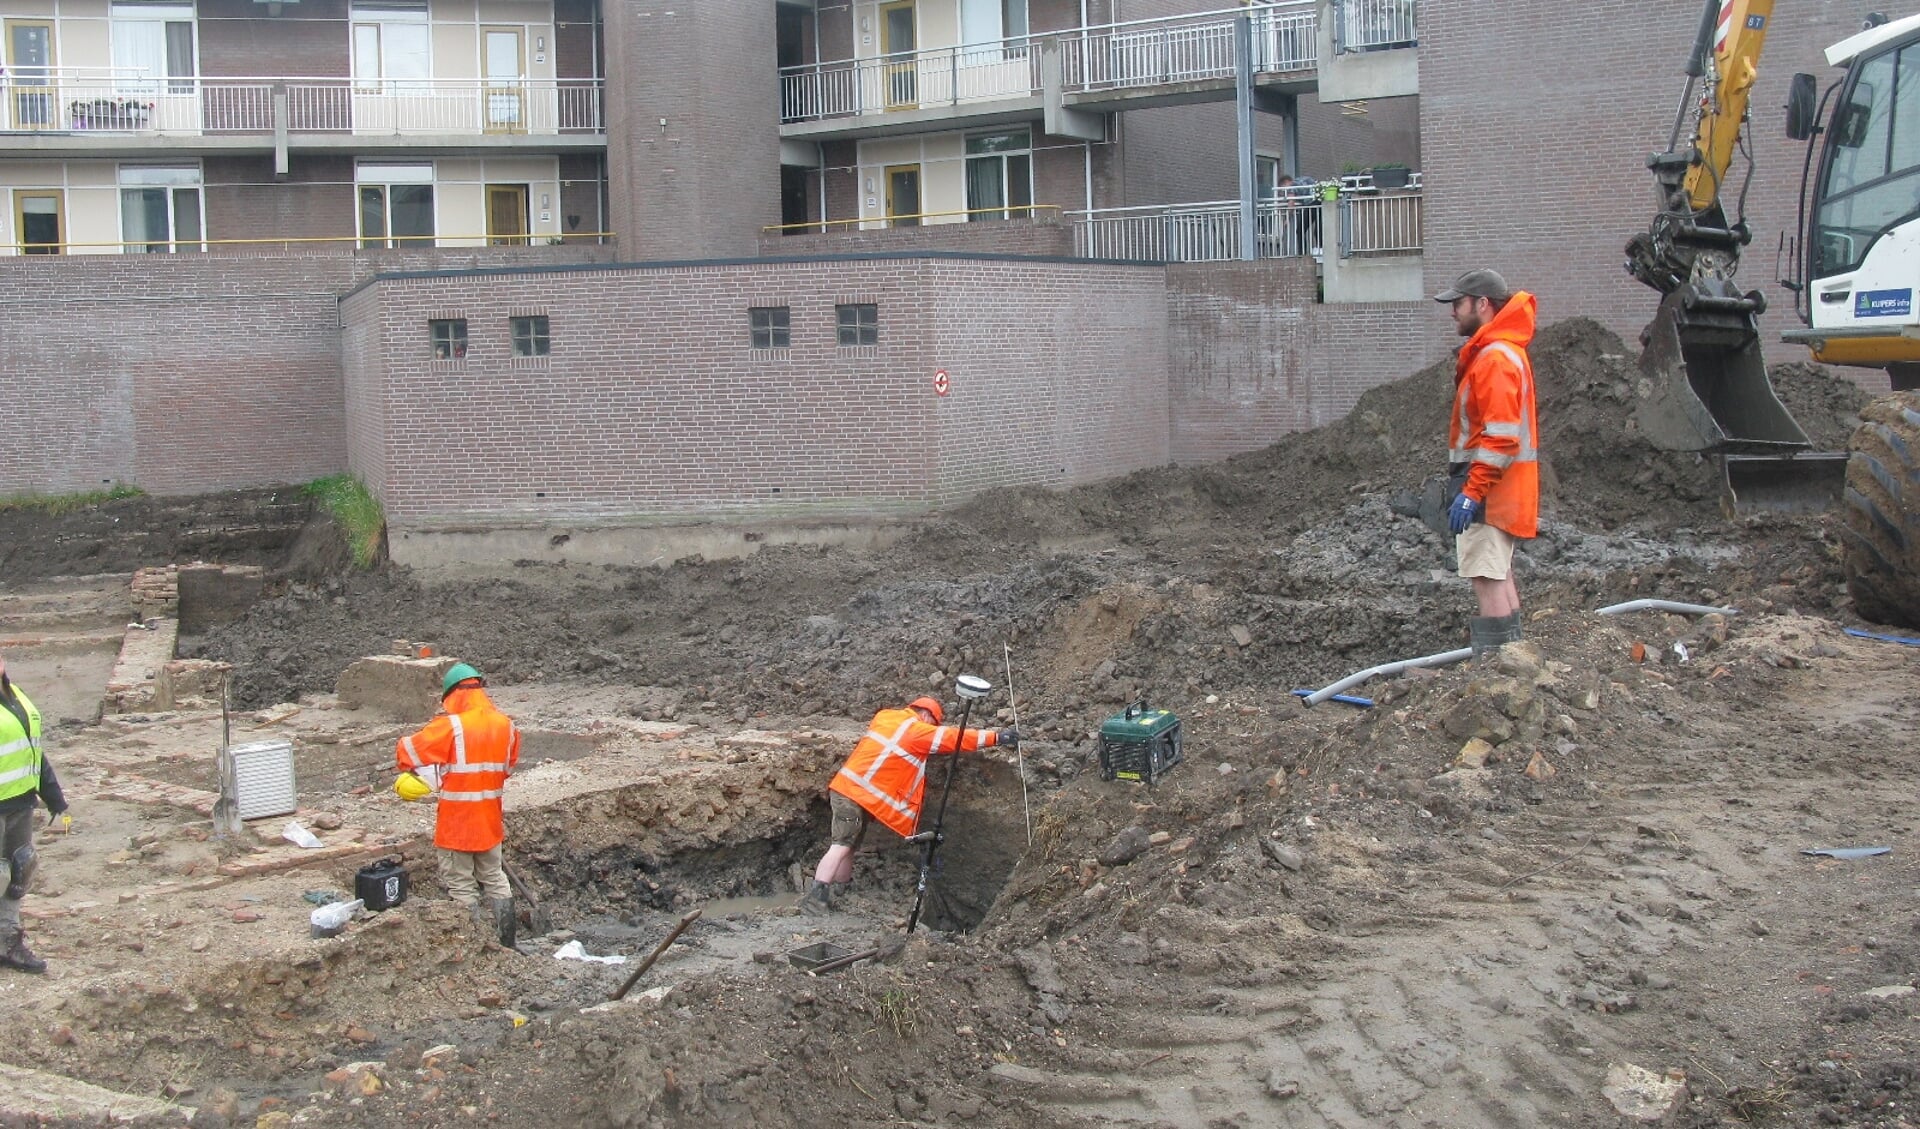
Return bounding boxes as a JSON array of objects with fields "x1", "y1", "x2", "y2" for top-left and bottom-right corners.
[
  {"x1": 1166, "y1": 259, "x2": 1443, "y2": 464},
  {"x1": 341, "y1": 255, "x2": 1169, "y2": 523}
]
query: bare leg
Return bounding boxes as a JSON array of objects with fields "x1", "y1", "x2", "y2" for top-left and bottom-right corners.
[
  {"x1": 1471, "y1": 575, "x2": 1520, "y2": 618},
  {"x1": 814, "y1": 844, "x2": 852, "y2": 885}
]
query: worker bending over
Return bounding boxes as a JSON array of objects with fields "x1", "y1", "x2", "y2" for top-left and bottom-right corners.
[{"x1": 801, "y1": 696, "x2": 1015, "y2": 915}]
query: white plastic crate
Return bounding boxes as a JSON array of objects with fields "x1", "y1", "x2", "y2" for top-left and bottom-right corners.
[{"x1": 229, "y1": 738, "x2": 298, "y2": 820}]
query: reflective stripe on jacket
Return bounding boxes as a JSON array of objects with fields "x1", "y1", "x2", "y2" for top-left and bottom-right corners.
[
  {"x1": 829, "y1": 707, "x2": 998, "y2": 839},
  {"x1": 1450, "y1": 291, "x2": 1540, "y2": 539},
  {"x1": 0, "y1": 686, "x2": 42, "y2": 805},
  {"x1": 395, "y1": 686, "x2": 520, "y2": 852}
]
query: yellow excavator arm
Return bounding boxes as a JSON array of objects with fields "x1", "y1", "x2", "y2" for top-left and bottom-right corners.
[{"x1": 1681, "y1": 0, "x2": 1772, "y2": 213}]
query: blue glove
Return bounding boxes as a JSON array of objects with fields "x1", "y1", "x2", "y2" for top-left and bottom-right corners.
[{"x1": 1447, "y1": 493, "x2": 1483, "y2": 535}]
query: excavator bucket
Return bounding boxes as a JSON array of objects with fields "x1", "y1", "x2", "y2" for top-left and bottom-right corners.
[{"x1": 1635, "y1": 285, "x2": 1845, "y2": 513}]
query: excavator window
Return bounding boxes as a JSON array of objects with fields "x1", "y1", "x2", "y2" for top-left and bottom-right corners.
[{"x1": 1813, "y1": 42, "x2": 1920, "y2": 276}]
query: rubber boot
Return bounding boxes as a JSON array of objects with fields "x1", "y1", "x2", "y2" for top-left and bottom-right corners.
[
  {"x1": 0, "y1": 928, "x2": 46, "y2": 975},
  {"x1": 1469, "y1": 615, "x2": 1506, "y2": 660},
  {"x1": 1500, "y1": 611, "x2": 1525, "y2": 646},
  {"x1": 798, "y1": 879, "x2": 834, "y2": 916},
  {"x1": 491, "y1": 897, "x2": 518, "y2": 950}
]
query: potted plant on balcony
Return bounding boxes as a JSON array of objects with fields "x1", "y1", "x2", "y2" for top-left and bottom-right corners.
[{"x1": 1369, "y1": 162, "x2": 1411, "y2": 190}]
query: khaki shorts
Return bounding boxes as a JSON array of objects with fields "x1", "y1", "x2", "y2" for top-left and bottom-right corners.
[
  {"x1": 1456, "y1": 523, "x2": 1518, "y2": 580},
  {"x1": 829, "y1": 791, "x2": 873, "y2": 850}
]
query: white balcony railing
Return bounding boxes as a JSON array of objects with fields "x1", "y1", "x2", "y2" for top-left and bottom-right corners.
[
  {"x1": 1062, "y1": 1, "x2": 1318, "y2": 93},
  {"x1": 0, "y1": 69, "x2": 604, "y2": 136},
  {"x1": 780, "y1": 1, "x2": 1321, "y2": 125},
  {"x1": 1333, "y1": 0, "x2": 1418, "y2": 53},
  {"x1": 781, "y1": 37, "x2": 1044, "y2": 122},
  {"x1": 1069, "y1": 182, "x2": 1420, "y2": 262}
]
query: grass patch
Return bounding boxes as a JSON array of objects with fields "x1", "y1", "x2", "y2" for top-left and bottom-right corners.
[
  {"x1": 0, "y1": 485, "x2": 144, "y2": 517},
  {"x1": 302, "y1": 474, "x2": 386, "y2": 568}
]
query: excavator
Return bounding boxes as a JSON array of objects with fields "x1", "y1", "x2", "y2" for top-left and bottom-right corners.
[{"x1": 1625, "y1": 1, "x2": 1920, "y2": 626}]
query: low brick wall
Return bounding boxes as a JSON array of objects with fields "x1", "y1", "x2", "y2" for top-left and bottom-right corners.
[{"x1": 756, "y1": 219, "x2": 1076, "y2": 259}]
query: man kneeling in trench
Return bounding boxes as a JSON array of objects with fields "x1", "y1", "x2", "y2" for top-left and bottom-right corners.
[{"x1": 800, "y1": 696, "x2": 1015, "y2": 915}]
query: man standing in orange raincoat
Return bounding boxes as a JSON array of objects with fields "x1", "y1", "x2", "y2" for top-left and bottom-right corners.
[
  {"x1": 396, "y1": 662, "x2": 522, "y2": 945},
  {"x1": 1434, "y1": 268, "x2": 1539, "y2": 657},
  {"x1": 800, "y1": 696, "x2": 1014, "y2": 914}
]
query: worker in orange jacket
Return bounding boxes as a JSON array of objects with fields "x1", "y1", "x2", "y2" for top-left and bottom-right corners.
[
  {"x1": 396, "y1": 662, "x2": 522, "y2": 946},
  {"x1": 800, "y1": 696, "x2": 1015, "y2": 914},
  {"x1": 1435, "y1": 268, "x2": 1539, "y2": 656}
]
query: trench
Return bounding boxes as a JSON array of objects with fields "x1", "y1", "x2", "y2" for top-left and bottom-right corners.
[{"x1": 513, "y1": 755, "x2": 1034, "y2": 939}]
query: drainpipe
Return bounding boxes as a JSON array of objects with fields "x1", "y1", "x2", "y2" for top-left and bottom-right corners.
[{"x1": 1234, "y1": 13, "x2": 1255, "y2": 260}]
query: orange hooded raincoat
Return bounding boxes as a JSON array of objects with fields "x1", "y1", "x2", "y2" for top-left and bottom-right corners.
[
  {"x1": 1451, "y1": 291, "x2": 1540, "y2": 539},
  {"x1": 395, "y1": 685, "x2": 521, "y2": 852},
  {"x1": 830, "y1": 707, "x2": 1001, "y2": 838}
]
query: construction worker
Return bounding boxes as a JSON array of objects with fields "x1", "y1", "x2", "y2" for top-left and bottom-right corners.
[
  {"x1": 0, "y1": 652, "x2": 68, "y2": 974},
  {"x1": 395, "y1": 662, "x2": 522, "y2": 946},
  {"x1": 800, "y1": 695, "x2": 1015, "y2": 915},
  {"x1": 1434, "y1": 268, "x2": 1539, "y2": 656}
]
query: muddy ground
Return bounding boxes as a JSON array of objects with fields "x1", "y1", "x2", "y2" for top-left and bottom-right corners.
[{"x1": 1, "y1": 317, "x2": 1916, "y2": 1129}]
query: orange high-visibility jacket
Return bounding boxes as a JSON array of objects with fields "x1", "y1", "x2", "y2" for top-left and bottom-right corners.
[
  {"x1": 396, "y1": 686, "x2": 521, "y2": 852},
  {"x1": 830, "y1": 707, "x2": 1000, "y2": 839},
  {"x1": 1451, "y1": 291, "x2": 1540, "y2": 539}
]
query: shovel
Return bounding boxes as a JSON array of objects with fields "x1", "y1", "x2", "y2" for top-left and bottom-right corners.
[{"x1": 211, "y1": 675, "x2": 244, "y2": 838}]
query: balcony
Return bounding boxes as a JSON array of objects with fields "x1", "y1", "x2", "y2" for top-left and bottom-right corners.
[
  {"x1": 780, "y1": 1, "x2": 1322, "y2": 138},
  {"x1": 1068, "y1": 179, "x2": 1420, "y2": 264},
  {"x1": 1, "y1": 69, "x2": 605, "y2": 152}
]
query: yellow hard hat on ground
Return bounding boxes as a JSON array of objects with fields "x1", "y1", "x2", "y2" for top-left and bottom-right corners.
[{"x1": 393, "y1": 771, "x2": 433, "y2": 802}]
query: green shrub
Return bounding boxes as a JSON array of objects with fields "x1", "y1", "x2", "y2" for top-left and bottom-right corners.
[{"x1": 302, "y1": 474, "x2": 386, "y2": 568}]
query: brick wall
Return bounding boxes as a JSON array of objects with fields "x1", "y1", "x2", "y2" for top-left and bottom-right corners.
[
  {"x1": 204, "y1": 155, "x2": 358, "y2": 246},
  {"x1": 342, "y1": 255, "x2": 1171, "y2": 524},
  {"x1": 198, "y1": 0, "x2": 350, "y2": 79},
  {"x1": 604, "y1": 2, "x2": 782, "y2": 260},
  {"x1": 0, "y1": 245, "x2": 613, "y2": 497},
  {"x1": 1167, "y1": 259, "x2": 1444, "y2": 464},
  {"x1": 1419, "y1": 0, "x2": 1877, "y2": 354}
]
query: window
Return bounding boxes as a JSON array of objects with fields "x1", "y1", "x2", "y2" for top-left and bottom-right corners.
[
  {"x1": 836, "y1": 303, "x2": 878, "y2": 347},
  {"x1": 352, "y1": 0, "x2": 429, "y2": 92},
  {"x1": 511, "y1": 315, "x2": 550, "y2": 357},
  {"x1": 13, "y1": 190, "x2": 62, "y2": 255},
  {"x1": 965, "y1": 130, "x2": 1032, "y2": 220},
  {"x1": 960, "y1": 0, "x2": 1027, "y2": 43},
  {"x1": 118, "y1": 165, "x2": 202, "y2": 253},
  {"x1": 357, "y1": 163, "x2": 434, "y2": 249},
  {"x1": 1814, "y1": 41, "x2": 1920, "y2": 277},
  {"x1": 429, "y1": 318, "x2": 468, "y2": 360},
  {"x1": 111, "y1": 3, "x2": 196, "y2": 98},
  {"x1": 749, "y1": 306, "x2": 791, "y2": 349}
]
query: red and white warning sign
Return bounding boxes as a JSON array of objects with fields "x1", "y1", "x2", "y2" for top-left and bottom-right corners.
[{"x1": 932, "y1": 369, "x2": 951, "y2": 396}]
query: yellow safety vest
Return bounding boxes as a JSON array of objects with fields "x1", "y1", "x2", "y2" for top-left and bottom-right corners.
[{"x1": 0, "y1": 687, "x2": 43, "y2": 805}]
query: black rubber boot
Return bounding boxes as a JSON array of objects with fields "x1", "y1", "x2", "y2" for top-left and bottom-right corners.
[
  {"x1": 491, "y1": 897, "x2": 518, "y2": 950},
  {"x1": 0, "y1": 929, "x2": 46, "y2": 975},
  {"x1": 798, "y1": 880, "x2": 834, "y2": 916},
  {"x1": 1500, "y1": 611, "x2": 1525, "y2": 645},
  {"x1": 1469, "y1": 615, "x2": 1505, "y2": 660}
]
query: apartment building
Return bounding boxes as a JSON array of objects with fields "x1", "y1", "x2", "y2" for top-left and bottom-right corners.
[{"x1": 0, "y1": 0, "x2": 607, "y2": 254}]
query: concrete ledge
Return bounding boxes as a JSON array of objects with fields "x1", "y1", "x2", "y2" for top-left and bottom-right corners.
[
  {"x1": 103, "y1": 618, "x2": 178, "y2": 715},
  {"x1": 389, "y1": 518, "x2": 915, "y2": 574}
]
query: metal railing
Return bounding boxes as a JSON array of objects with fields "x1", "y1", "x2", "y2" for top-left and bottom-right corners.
[
  {"x1": 1332, "y1": 0, "x2": 1418, "y2": 53},
  {"x1": 761, "y1": 204, "x2": 1059, "y2": 234},
  {"x1": 1, "y1": 70, "x2": 604, "y2": 136},
  {"x1": 2, "y1": 231, "x2": 616, "y2": 255},
  {"x1": 1062, "y1": 1, "x2": 1318, "y2": 92},
  {"x1": 1067, "y1": 182, "x2": 1421, "y2": 262},
  {"x1": 779, "y1": 2, "x2": 1320, "y2": 124},
  {"x1": 781, "y1": 37, "x2": 1044, "y2": 122}
]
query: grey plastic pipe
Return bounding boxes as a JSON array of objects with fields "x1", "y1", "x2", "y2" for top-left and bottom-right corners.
[{"x1": 1300, "y1": 598, "x2": 1739, "y2": 707}]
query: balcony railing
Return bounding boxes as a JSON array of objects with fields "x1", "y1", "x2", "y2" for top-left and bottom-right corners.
[
  {"x1": 1332, "y1": 0, "x2": 1418, "y2": 53},
  {"x1": 781, "y1": 1, "x2": 1320, "y2": 125},
  {"x1": 1068, "y1": 181, "x2": 1420, "y2": 262},
  {"x1": 1061, "y1": 1, "x2": 1318, "y2": 92},
  {"x1": 1, "y1": 69, "x2": 605, "y2": 137}
]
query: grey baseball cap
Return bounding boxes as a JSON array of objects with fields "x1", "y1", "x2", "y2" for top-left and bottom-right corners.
[{"x1": 1433, "y1": 268, "x2": 1511, "y2": 302}]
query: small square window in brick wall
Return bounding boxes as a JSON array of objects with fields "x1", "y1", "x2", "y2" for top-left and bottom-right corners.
[
  {"x1": 749, "y1": 306, "x2": 791, "y2": 349},
  {"x1": 835, "y1": 303, "x2": 877, "y2": 347}
]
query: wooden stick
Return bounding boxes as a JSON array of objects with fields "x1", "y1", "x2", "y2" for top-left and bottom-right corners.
[
  {"x1": 805, "y1": 946, "x2": 880, "y2": 977},
  {"x1": 609, "y1": 908, "x2": 702, "y2": 1001}
]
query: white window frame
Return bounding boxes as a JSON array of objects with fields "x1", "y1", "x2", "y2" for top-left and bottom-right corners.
[
  {"x1": 356, "y1": 162, "x2": 436, "y2": 249},
  {"x1": 964, "y1": 129, "x2": 1033, "y2": 221},
  {"x1": 351, "y1": 0, "x2": 431, "y2": 93},
  {"x1": 117, "y1": 163, "x2": 204, "y2": 253},
  {"x1": 110, "y1": 2, "x2": 197, "y2": 97}
]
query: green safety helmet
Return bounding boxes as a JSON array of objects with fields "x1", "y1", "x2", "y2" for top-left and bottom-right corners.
[{"x1": 441, "y1": 662, "x2": 485, "y2": 698}]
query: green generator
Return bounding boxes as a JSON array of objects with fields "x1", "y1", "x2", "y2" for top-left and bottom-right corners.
[{"x1": 1097, "y1": 700, "x2": 1183, "y2": 785}]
